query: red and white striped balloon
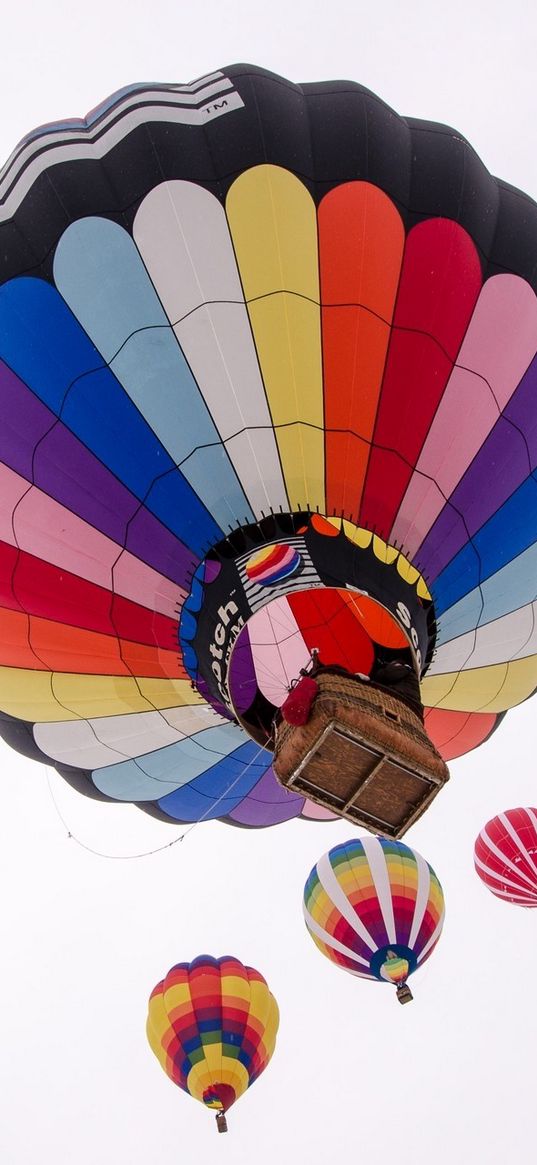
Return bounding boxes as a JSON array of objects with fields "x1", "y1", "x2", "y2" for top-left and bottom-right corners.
[{"x1": 474, "y1": 808, "x2": 537, "y2": 907}]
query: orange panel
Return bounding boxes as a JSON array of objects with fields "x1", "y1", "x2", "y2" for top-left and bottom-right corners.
[
  {"x1": 0, "y1": 607, "x2": 183, "y2": 679},
  {"x1": 318, "y1": 182, "x2": 404, "y2": 515},
  {"x1": 340, "y1": 592, "x2": 408, "y2": 649},
  {"x1": 120, "y1": 639, "x2": 183, "y2": 679},
  {"x1": 0, "y1": 608, "x2": 41, "y2": 668}
]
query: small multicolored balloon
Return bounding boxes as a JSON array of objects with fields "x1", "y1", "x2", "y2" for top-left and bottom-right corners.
[
  {"x1": 303, "y1": 836, "x2": 445, "y2": 1003},
  {"x1": 474, "y1": 807, "x2": 537, "y2": 906},
  {"x1": 146, "y1": 955, "x2": 279, "y2": 1131}
]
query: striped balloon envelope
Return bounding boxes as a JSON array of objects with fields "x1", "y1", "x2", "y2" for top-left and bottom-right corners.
[
  {"x1": 146, "y1": 955, "x2": 279, "y2": 1129},
  {"x1": 474, "y1": 808, "x2": 537, "y2": 906},
  {"x1": 303, "y1": 837, "x2": 445, "y2": 999},
  {"x1": 1, "y1": 64, "x2": 537, "y2": 827}
]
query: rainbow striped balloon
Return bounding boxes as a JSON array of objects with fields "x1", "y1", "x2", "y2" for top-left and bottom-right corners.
[
  {"x1": 2, "y1": 64, "x2": 537, "y2": 828},
  {"x1": 474, "y1": 808, "x2": 537, "y2": 906},
  {"x1": 303, "y1": 838, "x2": 445, "y2": 992},
  {"x1": 146, "y1": 956, "x2": 279, "y2": 1123}
]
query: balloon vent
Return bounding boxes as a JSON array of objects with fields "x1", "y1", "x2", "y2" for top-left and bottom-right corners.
[{"x1": 273, "y1": 672, "x2": 449, "y2": 838}]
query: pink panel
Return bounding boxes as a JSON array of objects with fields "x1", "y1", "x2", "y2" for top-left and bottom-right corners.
[
  {"x1": 249, "y1": 597, "x2": 309, "y2": 706},
  {"x1": 0, "y1": 462, "x2": 184, "y2": 618},
  {"x1": 301, "y1": 801, "x2": 339, "y2": 821},
  {"x1": 392, "y1": 274, "x2": 537, "y2": 555}
]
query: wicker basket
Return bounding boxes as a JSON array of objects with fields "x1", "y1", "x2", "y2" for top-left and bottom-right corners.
[{"x1": 273, "y1": 673, "x2": 449, "y2": 838}]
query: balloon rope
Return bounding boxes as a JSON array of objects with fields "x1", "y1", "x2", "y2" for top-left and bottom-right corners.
[{"x1": 45, "y1": 737, "x2": 272, "y2": 861}]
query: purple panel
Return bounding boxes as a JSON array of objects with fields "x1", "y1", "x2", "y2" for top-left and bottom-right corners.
[
  {"x1": 228, "y1": 628, "x2": 258, "y2": 715},
  {"x1": 34, "y1": 423, "x2": 138, "y2": 544},
  {"x1": 126, "y1": 505, "x2": 196, "y2": 588},
  {"x1": 417, "y1": 353, "x2": 537, "y2": 580},
  {"x1": 226, "y1": 765, "x2": 305, "y2": 826},
  {"x1": 0, "y1": 360, "x2": 52, "y2": 477},
  {"x1": 0, "y1": 360, "x2": 195, "y2": 588}
]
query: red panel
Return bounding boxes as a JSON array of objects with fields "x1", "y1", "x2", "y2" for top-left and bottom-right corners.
[
  {"x1": 360, "y1": 219, "x2": 482, "y2": 536},
  {"x1": 0, "y1": 539, "x2": 177, "y2": 648},
  {"x1": 287, "y1": 588, "x2": 375, "y2": 674},
  {"x1": 424, "y1": 706, "x2": 497, "y2": 760}
]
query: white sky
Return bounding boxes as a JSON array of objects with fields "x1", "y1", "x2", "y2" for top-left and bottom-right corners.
[{"x1": 1, "y1": 2, "x2": 537, "y2": 1162}]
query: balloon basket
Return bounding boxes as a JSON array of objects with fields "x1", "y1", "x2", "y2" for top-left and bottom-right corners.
[
  {"x1": 273, "y1": 673, "x2": 449, "y2": 838},
  {"x1": 396, "y1": 984, "x2": 414, "y2": 1005},
  {"x1": 216, "y1": 1113, "x2": 228, "y2": 1134}
]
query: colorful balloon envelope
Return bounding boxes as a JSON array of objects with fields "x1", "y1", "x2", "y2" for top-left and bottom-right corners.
[
  {"x1": 146, "y1": 955, "x2": 279, "y2": 1131},
  {"x1": 1, "y1": 64, "x2": 537, "y2": 827},
  {"x1": 303, "y1": 837, "x2": 445, "y2": 1002},
  {"x1": 474, "y1": 808, "x2": 537, "y2": 906}
]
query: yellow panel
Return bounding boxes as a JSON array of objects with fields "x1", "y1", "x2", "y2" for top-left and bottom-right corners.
[
  {"x1": 227, "y1": 165, "x2": 324, "y2": 512},
  {"x1": 135, "y1": 677, "x2": 205, "y2": 709},
  {"x1": 249, "y1": 980, "x2": 280, "y2": 1052},
  {"x1": 146, "y1": 998, "x2": 171, "y2": 1071},
  {"x1": 342, "y1": 521, "x2": 373, "y2": 548},
  {"x1": 201, "y1": 1043, "x2": 223, "y2": 1078},
  {"x1": 421, "y1": 655, "x2": 537, "y2": 712},
  {"x1": 219, "y1": 1057, "x2": 249, "y2": 1095},
  {"x1": 163, "y1": 982, "x2": 192, "y2": 1012},
  {"x1": 372, "y1": 535, "x2": 399, "y2": 565},
  {"x1": 417, "y1": 576, "x2": 432, "y2": 601},
  {"x1": 187, "y1": 1062, "x2": 214, "y2": 1101},
  {"x1": 396, "y1": 556, "x2": 420, "y2": 586},
  {"x1": 0, "y1": 667, "x2": 202, "y2": 722},
  {"x1": 227, "y1": 165, "x2": 319, "y2": 299}
]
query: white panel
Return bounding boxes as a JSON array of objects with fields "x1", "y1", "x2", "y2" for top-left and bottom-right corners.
[
  {"x1": 407, "y1": 852, "x2": 431, "y2": 950},
  {"x1": 359, "y1": 836, "x2": 396, "y2": 944},
  {"x1": 134, "y1": 181, "x2": 288, "y2": 516},
  {"x1": 34, "y1": 705, "x2": 227, "y2": 768},
  {"x1": 302, "y1": 905, "x2": 373, "y2": 973},
  {"x1": 317, "y1": 851, "x2": 377, "y2": 952},
  {"x1": 429, "y1": 602, "x2": 537, "y2": 675}
]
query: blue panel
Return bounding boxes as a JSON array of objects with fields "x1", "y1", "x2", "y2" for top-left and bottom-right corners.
[
  {"x1": 93, "y1": 723, "x2": 252, "y2": 800},
  {"x1": 0, "y1": 277, "x2": 221, "y2": 555},
  {"x1": 436, "y1": 540, "x2": 537, "y2": 645},
  {"x1": 156, "y1": 741, "x2": 270, "y2": 821},
  {"x1": 433, "y1": 474, "x2": 537, "y2": 616},
  {"x1": 54, "y1": 218, "x2": 254, "y2": 529}
]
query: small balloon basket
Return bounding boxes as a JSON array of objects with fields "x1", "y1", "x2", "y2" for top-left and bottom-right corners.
[
  {"x1": 396, "y1": 984, "x2": 414, "y2": 1005},
  {"x1": 273, "y1": 673, "x2": 449, "y2": 838}
]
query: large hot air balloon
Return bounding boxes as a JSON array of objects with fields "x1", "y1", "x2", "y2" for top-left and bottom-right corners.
[
  {"x1": 1, "y1": 64, "x2": 537, "y2": 829},
  {"x1": 474, "y1": 808, "x2": 537, "y2": 906},
  {"x1": 146, "y1": 955, "x2": 279, "y2": 1131},
  {"x1": 303, "y1": 837, "x2": 445, "y2": 1003}
]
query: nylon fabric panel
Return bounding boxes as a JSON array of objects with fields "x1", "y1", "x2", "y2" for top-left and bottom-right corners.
[
  {"x1": 392, "y1": 275, "x2": 537, "y2": 557},
  {"x1": 92, "y1": 722, "x2": 254, "y2": 800},
  {"x1": 0, "y1": 668, "x2": 202, "y2": 721},
  {"x1": 0, "y1": 278, "x2": 221, "y2": 557},
  {"x1": 423, "y1": 707, "x2": 498, "y2": 761},
  {"x1": 133, "y1": 181, "x2": 288, "y2": 517},
  {"x1": 431, "y1": 476, "x2": 537, "y2": 616},
  {"x1": 54, "y1": 217, "x2": 254, "y2": 533},
  {"x1": 360, "y1": 219, "x2": 482, "y2": 535},
  {"x1": 319, "y1": 181, "x2": 404, "y2": 517},
  {"x1": 33, "y1": 705, "x2": 227, "y2": 770},
  {"x1": 226, "y1": 165, "x2": 325, "y2": 512},
  {"x1": 421, "y1": 655, "x2": 537, "y2": 712},
  {"x1": 155, "y1": 741, "x2": 271, "y2": 820}
]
